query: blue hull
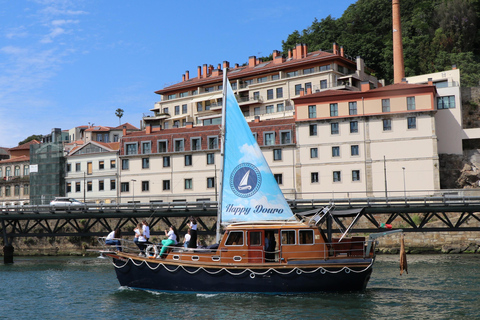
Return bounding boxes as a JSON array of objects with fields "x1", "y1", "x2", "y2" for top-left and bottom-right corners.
[{"x1": 111, "y1": 257, "x2": 373, "y2": 293}]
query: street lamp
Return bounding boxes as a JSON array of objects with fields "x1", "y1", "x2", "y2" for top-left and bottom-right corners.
[
  {"x1": 402, "y1": 167, "x2": 406, "y2": 199},
  {"x1": 131, "y1": 179, "x2": 137, "y2": 204}
]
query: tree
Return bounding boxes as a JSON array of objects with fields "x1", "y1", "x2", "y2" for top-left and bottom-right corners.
[
  {"x1": 115, "y1": 108, "x2": 124, "y2": 126},
  {"x1": 18, "y1": 134, "x2": 43, "y2": 145}
]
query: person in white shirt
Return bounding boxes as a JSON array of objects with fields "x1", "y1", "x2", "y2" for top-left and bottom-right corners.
[
  {"x1": 142, "y1": 220, "x2": 150, "y2": 242},
  {"x1": 105, "y1": 229, "x2": 122, "y2": 252},
  {"x1": 159, "y1": 226, "x2": 178, "y2": 258},
  {"x1": 134, "y1": 223, "x2": 147, "y2": 255},
  {"x1": 183, "y1": 229, "x2": 191, "y2": 249},
  {"x1": 187, "y1": 217, "x2": 198, "y2": 249}
]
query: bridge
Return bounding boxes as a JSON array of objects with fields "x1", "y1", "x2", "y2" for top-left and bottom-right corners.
[{"x1": 2, "y1": 195, "x2": 480, "y2": 263}]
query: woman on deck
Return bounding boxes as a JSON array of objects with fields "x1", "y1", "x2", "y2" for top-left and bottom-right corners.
[{"x1": 159, "y1": 226, "x2": 178, "y2": 258}]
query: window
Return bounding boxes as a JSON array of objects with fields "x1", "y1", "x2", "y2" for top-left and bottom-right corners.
[
  {"x1": 5, "y1": 166, "x2": 11, "y2": 177},
  {"x1": 125, "y1": 143, "x2": 137, "y2": 155},
  {"x1": 14, "y1": 185, "x2": 19, "y2": 196},
  {"x1": 266, "y1": 105, "x2": 274, "y2": 113},
  {"x1": 207, "y1": 177, "x2": 215, "y2": 188},
  {"x1": 142, "y1": 142, "x2": 151, "y2": 154},
  {"x1": 76, "y1": 182, "x2": 81, "y2": 192},
  {"x1": 121, "y1": 182, "x2": 129, "y2": 192},
  {"x1": 299, "y1": 230, "x2": 314, "y2": 244},
  {"x1": 351, "y1": 145, "x2": 359, "y2": 156},
  {"x1": 253, "y1": 91, "x2": 260, "y2": 100},
  {"x1": 272, "y1": 74, "x2": 279, "y2": 80},
  {"x1": 110, "y1": 179, "x2": 116, "y2": 190},
  {"x1": 191, "y1": 137, "x2": 201, "y2": 151},
  {"x1": 382, "y1": 99, "x2": 390, "y2": 112},
  {"x1": 295, "y1": 84, "x2": 302, "y2": 95},
  {"x1": 273, "y1": 149, "x2": 282, "y2": 161},
  {"x1": 23, "y1": 165, "x2": 29, "y2": 176},
  {"x1": 320, "y1": 80, "x2": 327, "y2": 89},
  {"x1": 249, "y1": 231, "x2": 262, "y2": 246},
  {"x1": 208, "y1": 136, "x2": 218, "y2": 149},
  {"x1": 311, "y1": 172, "x2": 319, "y2": 183},
  {"x1": 331, "y1": 123, "x2": 339, "y2": 134},
  {"x1": 408, "y1": 117, "x2": 417, "y2": 129},
  {"x1": 122, "y1": 159, "x2": 129, "y2": 170},
  {"x1": 163, "y1": 180, "x2": 170, "y2": 190},
  {"x1": 332, "y1": 146, "x2": 340, "y2": 157},
  {"x1": 205, "y1": 100, "x2": 211, "y2": 111},
  {"x1": 110, "y1": 160, "x2": 116, "y2": 169},
  {"x1": 281, "y1": 230, "x2": 295, "y2": 245},
  {"x1": 333, "y1": 171, "x2": 341, "y2": 182},
  {"x1": 254, "y1": 107, "x2": 260, "y2": 115},
  {"x1": 180, "y1": 92, "x2": 188, "y2": 98},
  {"x1": 207, "y1": 153, "x2": 215, "y2": 164},
  {"x1": 174, "y1": 105, "x2": 180, "y2": 115},
  {"x1": 167, "y1": 94, "x2": 176, "y2": 100},
  {"x1": 225, "y1": 231, "x2": 244, "y2": 246},
  {"x1": 320, "y1": 65, "x2": 331, "y2": 71},
  {"x1": 182, "y1": 104, "x2": 187, "y2": 114},
  {"x1": 113, "y1": 134, "x2": 119, "y2": 142},
  {"x1": 14, "y1": 166, "x2": 20, "y2": 176},
  {"x1": 267, "y1": 89, "x2": 273, "y2": 100},
  {"x1": 99, "y1": 161, "x2": 104, "y2": 170},
  {"x1": 308, "y1": 105, "x2": 316, "y2": 118},
  {"x1": 258, "y1": 76, "x2": 267, "y2": 83},
  {"x1": 99, "y1": 180, "x2": 104, "y2": 191},
  {"x1": 23, "y1": 184, "x2": 29, "y2": 195},
  {"x1": 142, "y1": 181, "x2": 149, "y2": 191},
  {"x1": 185, "y1": 154, "x2": 192, "y2": 166},
  {"x1": 352, "y1": 170, "x2": 360, "y2": 181},
  {"x1": 264, "y1": 132, "x2": 275, "y2": 146},
  {"x1": 87, "y1": 162, "x2": 93, "y2": 175},
  {"x1": 5, "y1": 186, "x2": 10, "y2": 196},
  {"x1": 330, "y1": 103, "x2": 338, "y2": 117},
  {"x1": 173, "y1": 120, "x2": 180, "y2": 128},
  {"x1": 87, "y1": 181, "x2": 92, "y2": 192},
  {"x1": 185, "y1": 179, "x2": 192, "y2": 189},
  {"x1": 174, "y1": 139, "x2": 184, "y2": 152},
  {"x1": 197, "y1": 102, "x2": 203, "y2": 112},
  {"x1": 286, "y1": 71, "x2": 298, "y2": 78},
  {"x1": 75, "y1": 163, "x2": 81, "y2": 172},
  {"x1": 383, "y1": 119, "x2": 392, "y2": 131},
  {"x1": 280, "y1": 131, "x2": 291, "y2": 144},
  {"x1": 142, "y1": 158, "x2": 149, "y2": 169},
  {"x1": 66, "y1": 182, "x2": 72, "y2": 193},
  {"x1": 349, "y1": 102, "x2": 357, "y2": 115},
  {"x1": 243, "y1": 109, "x2": 250, "y2": 117},
  {"x1": 274, "y1": 174, "x2": 283, "y2": 185},
  {"x1": 309, "y1": 124, "x2": 317, "y2": 136},
  {"x1": 437, "y1": 96, "x2": 456, "y2": 109},
  {"x1": 407, "y1": 97, "x2": 416, "y2": 110},
  {"x1": 158, "y1": 140, "x2": 168, "y2": 153},
  {"x1": 310, "y1": 148, "x2": 318, "y2": 158},
  {"x1": 350, "y1": 121, "x2": 358, "y2": 133},
  {"x1": 276, "y1": 87, "x2": 283, "y2": 98},
  {"x1": 163, "y1": 156, "x2": 170, "y2": 167},
  {"x1": 303, "y1": 67, "x2": 314, "y2": 75}
]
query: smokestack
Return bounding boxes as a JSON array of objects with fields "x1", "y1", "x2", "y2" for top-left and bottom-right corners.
[
  {"x1": 185, "y1": 71, "x2": 189, "y2": 80},
  {"x1": 393, "y1": 0, "x2": 405, "y2": 83},
  {"x1": 197, "y1": 66, "x2": 202, "y2": 78}
]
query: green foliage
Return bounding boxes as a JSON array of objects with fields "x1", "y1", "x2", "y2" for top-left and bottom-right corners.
[
  {"x1": 282, "y1": 0, "x2": 480, "y2": 86},
  {"x1": 18, "y1": 134, "x2": 43, "y2": 146}
]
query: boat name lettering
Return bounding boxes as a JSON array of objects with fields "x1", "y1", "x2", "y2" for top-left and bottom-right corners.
[
  {"x1": 253, "y1": 205, "x2": 284, "y2": 214},
  {"x1": 225, "y1": 204, "x2": 251, "y2": 215}
]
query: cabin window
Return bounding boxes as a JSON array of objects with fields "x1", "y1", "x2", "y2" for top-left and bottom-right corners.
[
  {"x1": 281, "y1": 230, "x2": 296, "y2": 245},
  {"x1": 249, "y1": 231, "x2": 262, "y2": 246},
  {"x1": 225, "y1": 231, "x2": 244, "y2": 246},
  {"x1": 299, "y1": 230, "x2": 314, "y2": 244}
]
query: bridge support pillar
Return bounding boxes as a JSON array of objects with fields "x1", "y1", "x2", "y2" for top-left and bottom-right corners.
[{"x1": 3, "y1": 244, "x2": 14, "y2": 264}]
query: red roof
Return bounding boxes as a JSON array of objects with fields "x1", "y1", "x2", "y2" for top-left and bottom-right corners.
[
  {"x1": 113, "y1": 123, "x2": 139, "y2": 130},
  {"x1": 0, "y1": 155, "x2": 29, "y2": 164},
  {"x1": 9, "y1": 140, "x2": 40, "y2": 151}
]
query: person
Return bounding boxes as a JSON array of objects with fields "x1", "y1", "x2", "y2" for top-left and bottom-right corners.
[
  {"x1": 183, "y1": 229, "x2": 191, "y2": 249},
  {"x1": 133, "y1": 223, "x2": 148, "y2": 255},
  {"x1": 187, "y1": 217, "x2": 197, "y2": 248},
  {"x1": 265, "y1": 232, "x2": 276, "y2": 262},
  {"x1": 159, "y1": 225, "x2": 178, "y2": 258},
  {"x1": 142, "y1": 220, "x2": 150, "y2": 242},
  {"x1": 105, "y1": 229, "x2": 122, "y2": 252}
]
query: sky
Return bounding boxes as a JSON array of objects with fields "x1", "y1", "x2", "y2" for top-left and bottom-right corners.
[{"x1": 0, "y1": 0, "x2": 356, "y2": 148}]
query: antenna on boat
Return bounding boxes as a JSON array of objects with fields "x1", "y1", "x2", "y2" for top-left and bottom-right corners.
[{"x1": 216, "y1": 68, "x2": 228, "y2": 243}]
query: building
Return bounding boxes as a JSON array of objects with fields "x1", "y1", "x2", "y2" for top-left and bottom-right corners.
[{"x1": 65, "y1": 141, "x2": 120, "y2": 204}]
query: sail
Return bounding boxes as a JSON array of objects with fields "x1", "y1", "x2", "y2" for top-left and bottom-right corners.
[{"x1": 221, "y1": 79, "x2": 294, "y2": 223}]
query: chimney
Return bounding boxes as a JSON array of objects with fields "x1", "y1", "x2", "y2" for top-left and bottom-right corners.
[
  {"x1": 393, "y1": 0, "x2": 405, "y2": 83},
  {"x1": 234, "y1": 63, "x2": 239, "y2": 69},
  {"x1": 401, "y1": 78, "x2": 407, "y2": 83},
  {"x1": 428, "y1": 78, "x2": 433, "y2": 86},
  {"x1": 361, "y1": 81, "x2": 370, "y2": 92},
  {"x1": 254, "y1": 116, "x2": 260, "y2": 123},
  {"x1": 185, "y1": 70, "x2": 189, "y2": 80},
  {"x1": 296, "y1": 44, "x2": 303, "y2": 59},
  {"x1": 223, "y1": 61, "x2": 230, "y2": 69},
  {"x1": 186, "y1": 122, "x2": 193, "y2": 128},
  {"x1": 274, "y1": 55, "x2": 284, "y2": 65},
  {"x1": 303, "y1": 44, "x2": 308, "y2": 57},
  {"x1": 122, "y1": 125, "x2": 127, "y2": 136},
  {"x1": 333, "y1": 43, "x2": 339, "y2": 55},
  {"x1": 203, "y1": 64, "x2": 208, "y2": 78},
  {"x1": 272, "y1": 50, "x2": 280, "y2": 59},
  {"x1": 306, "y1": 87, "x2": 312, "y2": 95},
  {"x1": 146, "y1": 124, "x2": 151, "y2": 134},
  {"x1": 300, "y1": 89, "x2": 305, "y2": 97},
  {"x1": 288, "y1": 49, "x2": 292, "y2": 59},
  {"x1": 452, "y1": 64, "x2": 457, "y2": 70},
  {"x1": 248, "y1": 56, "x2": 256, "y2": 67},
  {"x1": 340, "y1": 46, "x2": 344, "y2": 57},
  {"x1": 208, "y1": 64, "x2": 214, "y2": 76},
  {"x1": 182, "y1": 74, "x2": 185, "y2": 82},
  {"x1": 197, "y1": 66, "x2": 202, "y2": 78}
]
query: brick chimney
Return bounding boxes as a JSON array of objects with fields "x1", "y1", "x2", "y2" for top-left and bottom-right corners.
[
  {"x1": 249, "y1": 56, "x2": 256, "y2": 68},
  {"x1": 122, "y1": 125, "x2": 127, "y2": 136},
  {"x1": 186, "y1": 122, "x2": 193, "y2": 128},
  {"x1": 306, "y1": 87, "x2": 312, "y2": 95},
  {"x1": 274, "y1": 55, "x2": 284, "y2": 65},
  {"x1": 288, "y1": 49, "x2": 292, "y2": 59},
  {"x1": 254, "y1": 116, "x2": 260, "y2": 123},
  {"x1": 340, "y1": 46, "x2": 344, "y2": 57},
  {"x1": 197, "y1": 66, "x2": 202, "y2": 79},
  {"x1": 234, "y1": 63, "x2": 239, "y2": 69},
  {"x1": 393, "y1": 0, "x2": 405, "y2": 83},
  {"x1": 428, "y1": 78, "x2": 433, "y2": 86},
  {"x1": 333, "y1": 43, "x2": 339, "y2": 55},
  {"x1": 182, "y1": 74, "x2": 185, "y2": 82},
  {"x1": 185, "y1": 70, "x2": 189, "y2": 80},
  {"x1": 296, "y1": 43, "x2": 303, "y2": 59},
  {"x1": 223, "y1": 61, "x2": 230, "y2": 69},
  {"x1": 303, "y1": 44, "x2": 308, "y2": 57},
  {"x1": 203, "y1": 64, "x2": 208, "y2": 78},
  {"x1": 146, "y1": 124, "x2": 151, "y2": 134},
  {"x1": 361, "y1": 81, "x2": 370, "y2": 92}
]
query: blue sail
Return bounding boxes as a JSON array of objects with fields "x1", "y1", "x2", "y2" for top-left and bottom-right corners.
[{"x1": 221, "y1": 79, "x2": 294, "y2": 223}]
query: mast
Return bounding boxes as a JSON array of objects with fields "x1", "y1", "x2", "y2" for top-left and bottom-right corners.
[{"x1": 216, "y1": 68, "x2": 228, "y2": 243}]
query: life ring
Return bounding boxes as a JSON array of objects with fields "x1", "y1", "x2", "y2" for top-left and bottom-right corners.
[{"x1": 145, "y1": 245, "x2": 159, "y2": 257}]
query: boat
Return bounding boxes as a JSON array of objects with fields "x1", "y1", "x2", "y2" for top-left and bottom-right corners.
[{"x1": 98, "y1": 71, "x2": 400, "y2": 293}]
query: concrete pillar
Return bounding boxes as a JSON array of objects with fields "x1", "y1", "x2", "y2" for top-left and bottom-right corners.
[{"x1": 3, "y1": 244, "x2": 14, "y2": 264}]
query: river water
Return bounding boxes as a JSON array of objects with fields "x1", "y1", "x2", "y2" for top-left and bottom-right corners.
[{"x1": 0, "y1": 254, "x2": 478, "y2": 319}]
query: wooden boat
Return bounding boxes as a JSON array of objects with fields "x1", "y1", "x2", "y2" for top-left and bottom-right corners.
[{"x1": 99, "y1": 71, "x2": 400, "y2": 293}]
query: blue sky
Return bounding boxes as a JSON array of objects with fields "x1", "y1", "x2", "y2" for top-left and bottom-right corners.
[{"x1": 0, "y1": 0, "x2": 355, "y2": 148}]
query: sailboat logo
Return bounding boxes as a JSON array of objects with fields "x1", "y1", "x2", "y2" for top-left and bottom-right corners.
[{"x1": 230, "y1": 163, "x2": 261, "y2": 198}]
